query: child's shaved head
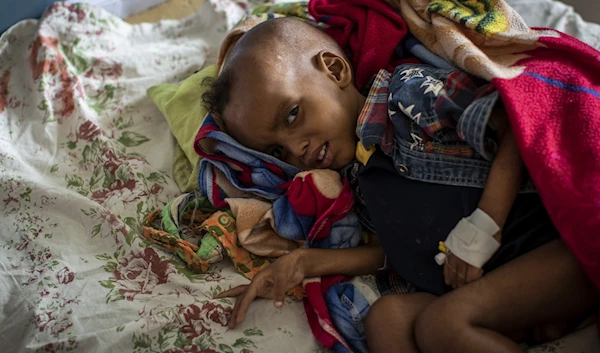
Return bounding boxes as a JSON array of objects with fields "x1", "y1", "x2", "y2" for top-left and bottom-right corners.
[{"x1": 202, "y1": 17, "x2": 345, "y2": 123}]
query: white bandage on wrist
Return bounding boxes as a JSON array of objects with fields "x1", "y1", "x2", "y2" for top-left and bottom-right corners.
[{"x1": 443, "y1": 208, "x2": 501, "y2": 269}]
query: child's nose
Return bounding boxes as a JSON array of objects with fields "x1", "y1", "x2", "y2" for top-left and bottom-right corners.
[{"x1": 286, "y1": 138, "x2": 309, "y2": 159}]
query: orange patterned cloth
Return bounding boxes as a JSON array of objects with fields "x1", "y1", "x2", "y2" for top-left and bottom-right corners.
[{"x1": 142, "y1": 209, "x2": 304, "y2": 299}]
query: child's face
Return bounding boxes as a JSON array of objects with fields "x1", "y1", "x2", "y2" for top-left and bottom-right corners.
[{"x1": 222, "y1": 52, "x2": 362, "y2": 171}]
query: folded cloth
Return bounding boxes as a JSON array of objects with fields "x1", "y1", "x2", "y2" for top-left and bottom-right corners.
[
  {"x1": 308, "y1": 0, "x2": 418, "y2": 90},
  {"x1": 325, "y1": 281, "x2": 371, "y2": 353},
  {"x1": 194, "y1": 115, "x2": 300, "y2": 208},
  {"x1": 142, "y1": 206, "x2": 305, "y2": 299},
  {"x1": 147, "y1": 65, "x2": 218, "y2": 192},
  {"x1": 272, "y1": 170, "x2": 360, "y2": 249},
  {"x1": 303, "y1": 276, "x2": 355, "y2": 353},
  {"x1": 403, "y1": 35, "x2": 457, "y2": 70},
  {"x1": 227, "y1": 197, "x2": 303, "y2": 257}
]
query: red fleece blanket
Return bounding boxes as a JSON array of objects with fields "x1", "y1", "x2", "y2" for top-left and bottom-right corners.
[
  {"x1": 494, "y1": 33, "x2": 600, "y2": 290},
  {"x1": 308, "y1": 0, "x2": 413, "y2": 90}
]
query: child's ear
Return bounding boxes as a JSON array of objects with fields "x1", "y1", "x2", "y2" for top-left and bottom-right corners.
[{"x1": 316, "y1": 51, "x2": 353, "y2": 88}]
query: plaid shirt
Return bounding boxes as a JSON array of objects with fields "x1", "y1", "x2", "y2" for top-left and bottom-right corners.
[{"x1": 356, "y1": 64, "x2": 500, "y2": 164}]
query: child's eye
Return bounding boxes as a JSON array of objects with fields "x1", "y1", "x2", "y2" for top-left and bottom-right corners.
[
  {"x1": 285, "y1": 107, "x2": 298, "y2": 125},
  {"x1": 272, "y1": 146, "x2": 283, "y2": 159}
]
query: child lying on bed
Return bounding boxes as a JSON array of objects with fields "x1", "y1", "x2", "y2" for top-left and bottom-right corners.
[{"x1": 202, "y1": 17, "x2": 598, "y2": 353}]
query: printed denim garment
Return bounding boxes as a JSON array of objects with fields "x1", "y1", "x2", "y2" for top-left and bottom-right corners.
[{"x1": 356, "y1": 63, "x2": 534, "y2": 189}]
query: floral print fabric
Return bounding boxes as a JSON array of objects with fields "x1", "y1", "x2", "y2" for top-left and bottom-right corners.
[{"x1": 0, "y1": 2, "x2": 324, "y2": 352}]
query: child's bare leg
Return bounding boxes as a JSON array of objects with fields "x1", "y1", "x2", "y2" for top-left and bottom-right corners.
[
  {"x1": 366, "y1": 292, "x2": 436, "y2": 353},
  {"x1": 414, "y1": 239, "x2": 598, "y2": 353}
]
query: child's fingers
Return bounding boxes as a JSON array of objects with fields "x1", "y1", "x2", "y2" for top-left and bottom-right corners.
[
  {"x1": 445, "y1": 254, "x2": 484, "y2": 288},
  {"x1": 272, "y1": 264, "x2": 291, "y2": 308},
  {"x1": 228, "y1": 290, "x2": 245, "y2": 329},
  {"x1": 229, "y1": 283, "x2": 259, "y2": 329},
  {"x1": 445, "y1": 254, "x2": 457, "y2": 288},
  {"x1": 215, "y1": 285, "x2": 249, "y2": 299},
  {"x1": 450, "y1": 256, "x2": 460, "y2": 288},
  {"x1": 444, "y1": 261, "x2": 451, "y2": 286},
  {"x1": 446, "y1": 254, "x2": 466, "y2": 289},
  {"x1": 228, "y1": 289, "x2": 246, "y2": 329},
  {"x1": 456, "y1": 260, "x2": 467, "y2": 288},
  {"x1": 234, "y1": 284, "x2": 260, "y2": 327}
]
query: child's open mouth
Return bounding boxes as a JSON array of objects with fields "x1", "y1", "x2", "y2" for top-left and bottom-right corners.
[
  {"x1": 311, "y1": 142, "x2": 332, "y2": 169},
  {"x1": 317, "y1": 143, "x2": 328, "y2": 162}
]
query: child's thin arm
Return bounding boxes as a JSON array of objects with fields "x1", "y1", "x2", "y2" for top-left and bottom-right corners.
[
  {"x1": 477, "y1": 107, "x2": 523, "y2": 233},
  {"x1": 299, "y1": 243, "x2": 385, "y2": 277},
  {"x1": 444, "y1": 107, "x2": 523, "y2": 288}
]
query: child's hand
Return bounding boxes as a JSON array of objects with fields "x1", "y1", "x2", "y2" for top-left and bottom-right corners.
[
  {"x1": 215, "y1": 250, "x2": 306, "y2": 329},
  {"x1": 444, "y1": 252, "x2": 483, "y2": 289}
]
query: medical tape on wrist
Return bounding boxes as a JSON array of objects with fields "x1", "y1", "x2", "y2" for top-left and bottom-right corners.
[{"x1": 444, "y1": 209, "x2": 501, "y2": 269}]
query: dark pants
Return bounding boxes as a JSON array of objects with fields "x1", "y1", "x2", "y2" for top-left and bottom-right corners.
[{"x1": 357, "y1": 152, "x2": 558, "y2": 295}]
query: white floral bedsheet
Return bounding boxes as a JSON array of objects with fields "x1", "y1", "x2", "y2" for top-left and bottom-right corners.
[
  {"x1": 0, "y1": 1, "x2": 598, "y2": 353},
  {"x1": 0, "y1": 2, "x2": 330, "y2": 352}
]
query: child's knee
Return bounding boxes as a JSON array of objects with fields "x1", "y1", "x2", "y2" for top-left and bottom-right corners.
[
  {"x1": 366, "y1": 294, "x2": 434, "y2": 338},
  {"x1": 365, "y1": 296, "x2": 405, "y2": 353},
  {"x1": 367, "y1": 294, "x2": 435, "y2": 353},
  {"x1": 365, "y1": 295, "x2": 402, "y2": 337},
  {"x1": 415, "y1": 297, "x2": 471, "y2": 353}
]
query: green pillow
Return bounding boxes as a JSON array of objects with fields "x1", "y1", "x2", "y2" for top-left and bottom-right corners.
[{"x1": 147, "y1": 65, "x2": 218, "y2": 192}]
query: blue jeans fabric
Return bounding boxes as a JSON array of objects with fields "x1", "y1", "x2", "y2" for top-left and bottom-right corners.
[{"x1": 387, "y1": 63, "x2": 500, "y2": 188}]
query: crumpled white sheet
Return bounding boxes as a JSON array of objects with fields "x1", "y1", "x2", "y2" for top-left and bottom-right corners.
[
  {"x1": 0, "y1": 1, "x2": 344, "y2": 352},
  {"x1": 506, "y1": 0, "x2": 600, "y2": 49}
]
